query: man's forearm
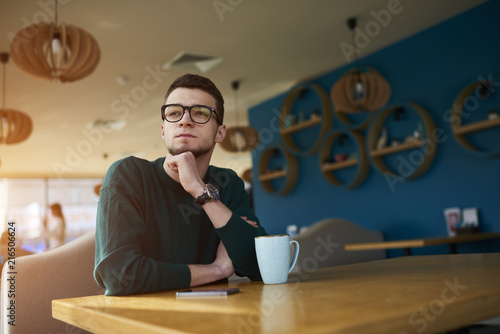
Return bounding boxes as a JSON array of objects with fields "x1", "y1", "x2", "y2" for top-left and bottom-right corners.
[
  {"x1": 188, "y1": 240, "x2": 234, "y2": 287},
  {"x1": 201, "y1": 200, "x2": 233, "y2": 228},
  {"x1": 188, "y1": 263, "x2": 229, "y2": 287}
]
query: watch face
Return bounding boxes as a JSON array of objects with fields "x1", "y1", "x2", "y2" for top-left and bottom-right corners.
[
  {"x1": 194, "y1": 184, "x2": 219, "y2": 206},
  {"x1": 206, "y1": 184, "x2": 219, "y2": 201}
]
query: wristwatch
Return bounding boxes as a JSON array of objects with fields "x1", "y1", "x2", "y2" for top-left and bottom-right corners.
[{"x1": 193, "y1": 184, "x2": 219, "y2": 206}]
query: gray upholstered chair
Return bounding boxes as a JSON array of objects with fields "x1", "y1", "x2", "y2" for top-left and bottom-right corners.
[
  {"x1": 0, "y1": 231, "x2": 104, "y2": 334},
  {"x1": 291, "y1": 218, "x2": 386, "y2": 273}
]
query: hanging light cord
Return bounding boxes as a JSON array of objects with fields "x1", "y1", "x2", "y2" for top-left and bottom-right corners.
[
  {"x1": 1, "y1": 54, "x2": 7, "y2": 110},
  {"x1": 351, "y1": 28, "x2": 358, "y2": 65},
  {"x1": 54, "y1": 0, "x2": 59, "y2": 26},
  {"x1": 232, "y1": 80, "x2": 240, "y2": 126},
  {"x1": 347, "y1": 17, "x2": 359, "y2": 65}
]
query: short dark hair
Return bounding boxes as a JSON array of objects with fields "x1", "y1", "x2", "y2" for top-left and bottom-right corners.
[{"x1": 165, "y1": 74, "x2": 224, "y2": 125}]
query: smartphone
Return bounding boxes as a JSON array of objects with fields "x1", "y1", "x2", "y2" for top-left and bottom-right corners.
[{"x1": 176, "y1": 288, "x2": 240, "y2": 297}]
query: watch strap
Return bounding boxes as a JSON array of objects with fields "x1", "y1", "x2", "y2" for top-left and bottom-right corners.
[{"x1": 194, "y1": 184, "x2": 219, "y2": 206}]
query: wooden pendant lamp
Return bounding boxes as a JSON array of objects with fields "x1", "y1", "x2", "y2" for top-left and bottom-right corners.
[
  {"x1": 9, "y1": 0, "x2": 100, "y2": 83},
  {"x1": 331, "y1": 66, "x2": 391, "y2": 113},
  {"x1": 0, "y1": 53, "x2": 33, "y2": 145},
  {"x1": 331, "y1": 18, "x2": 391, "y2": 113},
  {"x1": 220, "y1": 81, "x2": 260, "y2": 152}
]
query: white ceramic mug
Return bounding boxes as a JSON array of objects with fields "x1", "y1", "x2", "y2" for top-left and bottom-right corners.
[{"x1": 255, "y1": 234, "x2": 300, "y2": 284}]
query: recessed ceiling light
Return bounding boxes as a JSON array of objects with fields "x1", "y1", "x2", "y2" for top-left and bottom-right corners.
[{"x1": 116, "y1": 76, "x2": 128, "y2": 86}]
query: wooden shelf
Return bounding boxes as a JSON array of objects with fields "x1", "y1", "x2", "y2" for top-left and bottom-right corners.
[
  {"x1": 318, "y1": 130, "x2": 369, "y2": 189},
  {"x1": 279, "y1": 83, "x2": 333, "y2": 156},
  {"x1": 257, "y1": 146, "x2": 298, "y2": 196},
  {"x1": 370, "y1": 140, "x2": 425, "y2": 158},
  {"x1": 258, "y1": 170, "x2": 286, "y2": 181},
  {"x1": 280, "y1": 117, "x2": 322, "y2": 135},
  {"x1": 453, "y1": 117, "x2": 500, "y2": 135},
  {"x1": 321, "y1": 159, "x2": 358, "y2": 172},
  {"x1": 345, "y1": 231, "x2": 500, "y2": 251},
  {"x1": 450, "y1": 80, "x2": 500, "y2": 156},
  {"x1": 367, "y1": 103, "x2": 436, "y2": 180}
]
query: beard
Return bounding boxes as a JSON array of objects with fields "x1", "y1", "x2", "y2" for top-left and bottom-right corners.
[{"x1": 168, "y1": 142, "x2": 215, "y2": 158}]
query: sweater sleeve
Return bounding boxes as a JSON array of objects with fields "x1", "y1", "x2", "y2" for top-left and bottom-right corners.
[
  {"x1": 210, "y1": 168, "x2": 268, "y2": 280},
  {"x1": 94, "y1": 159, "x2": 191, "y2": 296}
]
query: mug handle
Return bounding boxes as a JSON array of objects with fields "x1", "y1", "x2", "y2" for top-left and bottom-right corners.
[{"x1": 288, "y1": 240, "x2": 300, "y2": 273}]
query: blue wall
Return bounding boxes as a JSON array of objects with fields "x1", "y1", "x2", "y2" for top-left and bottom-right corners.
[{"x1": 248, "y1": 1, "x2": 500, "y2": 256}]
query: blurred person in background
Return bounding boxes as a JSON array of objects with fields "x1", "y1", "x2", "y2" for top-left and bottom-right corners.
[{"x1": 43, "y1": 203, "x2": 66, "y2": 249}]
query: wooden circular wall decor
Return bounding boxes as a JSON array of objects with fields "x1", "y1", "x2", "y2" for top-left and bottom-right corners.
[
  {"x1": 241, "y1": 168, "x2": 252, "y2": 183},
  {"x1": 10, "y1": 22, "x2": 100, "y2": 83},
  {"x1": 331, "y1": 67, "x2": 391, "y2": 114},
  {"x1": 280, "y1": 83, "x2": 333, "y2": 156},
  {"x1": 450, "y1": 79, "x2": 500, "y2": 157},
  {"x1": 258, "y1": 146, "x2": 298, "y2": 196},
  {"x1": 334, "y1": 107, "x2": 376, "y2": 130},
  {"x1": 319, "y1": 130, "x2": 369, "y2": 189},
  {"x1": 0, "y1": 109, "x2": 33, "y2": 144},
  {"x1": 367, "y1": 103, "x2": 437, "y2": 180}
]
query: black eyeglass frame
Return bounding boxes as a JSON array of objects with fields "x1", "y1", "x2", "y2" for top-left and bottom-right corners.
[{"x1": 161, "y1": 104, "x2": 220, "y2": 124}]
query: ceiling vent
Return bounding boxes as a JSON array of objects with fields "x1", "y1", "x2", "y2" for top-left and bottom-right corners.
[
  {"x1": 162, "y1": 51, "x2": 223, "y2": 73},
  {"x1": 86, "y1": 119, "x2": 127, "y2": 131}
]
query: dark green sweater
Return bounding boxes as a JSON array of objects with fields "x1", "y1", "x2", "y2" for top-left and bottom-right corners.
[{"x1": 94, "y1": 156, "x2": 267, "y2": 295}]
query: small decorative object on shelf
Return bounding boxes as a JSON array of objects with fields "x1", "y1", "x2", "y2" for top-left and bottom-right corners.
[
  {"x1": 446, "y1": 207, "x2": 480, "y2": 235},
  {"x1": 284, "y1": 114, "x2": 296, "y2": 128},
  {"x1": 488, "y1": 110, "x2": 499, "y2": 120},
  {"x1": 461, "y1": 207, "x2": 479, "y2": 229},
  {"x1": 310, "y1": 110, "x2": 321, "y2": 119},
  {"x1": 334, "y1": 153, "x2": 348, "y2": 162},
  {"x1": 404, "y1": 134, "x2": 419, "y2": 144},
  {"x1": 415, "y1": 122, "x2": 424, "y2": 139},
  {"x1": 376, "y1": 128, "x2": 388, "y2": 150},
  {"x1": 287, "y1": 224, "x2": 298, "y2": 238},
  {"x1": 391, "y1": 138, "x2": 401, "y2": 147},
  {"x1": 444, "y1": 207, "x2": 461, "y2": 237}
]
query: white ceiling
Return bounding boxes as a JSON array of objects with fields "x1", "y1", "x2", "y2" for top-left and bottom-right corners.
[{"x1": 0, "y1": 0, "x2": 487, "y2": 178}]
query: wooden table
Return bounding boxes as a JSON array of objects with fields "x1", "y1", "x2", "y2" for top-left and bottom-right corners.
[
  {"x1": 345, "y1": 231, "x2": 500, "y2": 255},
  {"x1": 52, "y1": 253, "x2": 500, "y2": 334}
]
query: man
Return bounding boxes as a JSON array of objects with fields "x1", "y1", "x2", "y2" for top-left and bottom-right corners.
[{"x1": 94, "y1": 74, "x2": 267, "y2": 296}]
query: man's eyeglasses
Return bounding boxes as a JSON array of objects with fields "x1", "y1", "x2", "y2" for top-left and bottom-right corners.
[{"x1": 161, "y1": 104, "x2": 219, "y2": 124}]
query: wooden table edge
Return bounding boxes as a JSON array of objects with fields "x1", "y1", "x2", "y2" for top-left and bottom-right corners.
[
  {"x1": 345, "y1": 231, "x2": 500, "y2": 251},
  {"x1": 52, "y1": 298, "x2": 185, "y2": 334}
]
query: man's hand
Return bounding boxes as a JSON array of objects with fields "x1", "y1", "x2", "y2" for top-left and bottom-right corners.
[
  {"x1": 213, "y1": 241, "x2": 235, "y2": 278},
  {"x1": 165, "y1": 152, "x2": 204, "y2": 197},
  {"x1": 188, "y1": 241, "x2": 234, "y2": 287},
  {"x1": 241, "y1": 216, "x2": 258, "y2": 227}
]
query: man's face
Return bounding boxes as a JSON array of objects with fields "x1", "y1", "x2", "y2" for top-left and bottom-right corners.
[{"x1": 161, "y1": 87, "x2": 225, "y2": 158}]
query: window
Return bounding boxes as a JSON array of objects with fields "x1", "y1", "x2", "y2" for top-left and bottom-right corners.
[{"x1": 0, "y1": 178, "x2": 101, "y2": 253}]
